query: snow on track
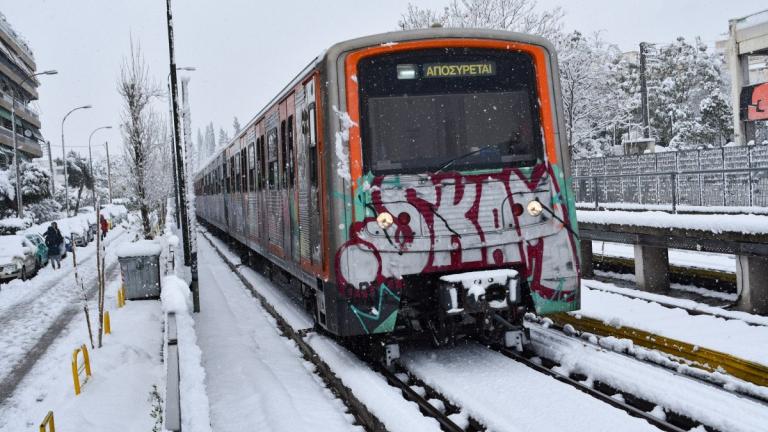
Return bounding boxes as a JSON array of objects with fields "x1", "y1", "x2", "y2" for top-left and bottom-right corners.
[
  {"x1": 531, "y1": 326, "x2": 768, "y2": 432},
  {"x1": 201, "y1": 232, "x2": 443, "y2": 432},
  {"x1": 0, "y1": 228, "x2": 127, "y2": 386},
  {"x1": 401, "y1": 343, "x2": 658, "y2": 432},
  {"x1": 195, "y1": 238, "x2": 360, "y2": 432},
  {"x1": 580, "y1": 280, "x2": 768, "y2": 365}
]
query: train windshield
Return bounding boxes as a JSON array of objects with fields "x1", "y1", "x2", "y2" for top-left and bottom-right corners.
[{"x1": 357, "y1": 48, "x2": 544, "y2": 175}]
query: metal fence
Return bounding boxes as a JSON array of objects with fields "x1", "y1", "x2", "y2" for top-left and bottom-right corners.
[{"x1": 572, "y1": 145, "x2": 768, "y2": 212}]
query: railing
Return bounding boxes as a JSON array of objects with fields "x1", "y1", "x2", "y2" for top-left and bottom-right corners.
[
  {"x1": 572, "y1": 145, "x2": 768, "y2": 213},
  {"x1": 165, "y1": 312, "x2": 181, "y2": 432},
  {"x1": 0, "y1": 126, "x2": 42, "y2": 157}
]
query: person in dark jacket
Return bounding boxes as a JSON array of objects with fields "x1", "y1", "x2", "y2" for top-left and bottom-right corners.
[{"x1": 44, "y1": 222, "x2": 64, "y2": 269}]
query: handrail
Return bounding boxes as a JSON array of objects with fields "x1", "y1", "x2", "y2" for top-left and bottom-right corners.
[{"x1": 165, "y1": 312, "x2": 181, "y2": 432}]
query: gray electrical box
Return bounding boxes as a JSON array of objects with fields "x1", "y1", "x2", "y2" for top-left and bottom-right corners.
[{"x1": 116, "y1": 240, "x2": 163, "y2": 300}]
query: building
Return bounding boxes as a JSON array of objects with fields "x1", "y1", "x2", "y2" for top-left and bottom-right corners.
[{"x1": 0, "y1": 12, "x2": 43, "y2": 168}]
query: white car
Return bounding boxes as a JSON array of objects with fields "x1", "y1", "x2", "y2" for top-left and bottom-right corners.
[{"x1": 0, "y1": 235, "x2": 38, "y2": 281}]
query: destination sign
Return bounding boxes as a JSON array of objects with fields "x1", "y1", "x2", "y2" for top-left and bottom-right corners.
[{"x1": 423, "y1": 62, "x2": 496, "y2": 78}]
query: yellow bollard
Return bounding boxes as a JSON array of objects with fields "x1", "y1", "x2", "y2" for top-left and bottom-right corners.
[
  {"x1": 39, "y1": 411, "x2": 55, "y2": 432},
  {"x1": 71, "y1": 344, "x2": 92, "y2": 395},
  {"x1": 117, "y1": 286, "x2": 125, "y2": 308},
  {"x1": 104, "y1": 311, "x2": 111, "y2": 335}
]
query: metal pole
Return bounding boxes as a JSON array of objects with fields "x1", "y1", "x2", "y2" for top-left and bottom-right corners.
[
  {"x1": 88, "y1": 126, "x2": 112, "y2": 209},
  {"x1": 166, "y1": 0, "x2": 199, "y2": 312},
  {"x1": 47, "y1": 140, "x2": 55, "y2": 196},
  {"x1": 639, "y1": 42, "x2": 651, "y2": 139},
  {"x1": 105, "y1": 141, "x2": 113, "y2": 203},
  {"x1": 168, "y1": 79, "x2": 181, "y2": 227},
  {"x1": 61, "y1": 105, "x2": 92, "y2": 216},
  {"x1": 10, "y1": 102, "x2": 22, "y2": 217}
]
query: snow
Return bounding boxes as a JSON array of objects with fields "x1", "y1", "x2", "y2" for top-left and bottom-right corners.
[
  {"x1": 578, "y1": 210, "x2": 768, "y2": 234},
  {"x1": 116, "y1": 239, "x2": 162, "y2": 257},
  {"x1": 0, "y1": 247, "x2": 163, "y2": 432},
  {"x1": 579, "y1": 280, "x2": 768, "y2": 365},
  {"x1": 0, "y1": 235, "x2": 28, "y2": 259},
  {"x1": 332, "y1": 106, "x2": 355, "y2": 182},
  {"x1": 530, "y1": 326, "x2": 768, "y2": 432},
  {"x1": 193, "y1": 238, "x2": 359, "y2": 431},
  {"x1": 591, "y1": 240, "x2": 735, "y2": 272},
  {"x1": 201, "y1": 231, "x2": 442, "y2": 432},
  {"x1": 401, "y1": 344, "x2": 657, "y2": 432}
]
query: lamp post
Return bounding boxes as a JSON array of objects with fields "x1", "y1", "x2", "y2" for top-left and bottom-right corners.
[
  {"x1": 168, "y1": 66, "x2": 195, "y2": 227},
  {"x1": 10, "y1": 69, "x2": 57, "y2": 218},
  {"x1": 61, "y1": 104, "x2": 92, "y2": 216},
  {"x1": 88, "y1": 125, "x2": 112, "y2": 208}
]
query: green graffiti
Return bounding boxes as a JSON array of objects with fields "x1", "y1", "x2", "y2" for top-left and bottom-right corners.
[{"x1": 350, "y1": 283, "x2": 402, "y2": 334}]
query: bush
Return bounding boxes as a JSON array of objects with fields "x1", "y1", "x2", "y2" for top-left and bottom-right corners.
[{"x1": 26, "y1": 199, "x2": 63, "y2": 224}]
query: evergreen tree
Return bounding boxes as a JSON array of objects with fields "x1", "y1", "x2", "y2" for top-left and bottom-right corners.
[
  {"x1": 218, "y1": 128, "x2": 230, "y2": 148},
  {"x1": 205, "y1": 122, "x2": 216, "y2": 155},
  {"x1": 233, "y1": 116, "x2": 241, "y2": 135}
]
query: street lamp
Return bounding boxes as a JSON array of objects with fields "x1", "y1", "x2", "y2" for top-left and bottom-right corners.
[
  {"x1": 167, "y1": 66, "x2": 196, "y2": 227},
  {"x1": 88, "y1": 126, "x2": 112, "y2": 208},
  {"x1": 61, "y1": 104, "x2": 92, "y2": 216},
  {"x1": 10, "y1": 69, "x2": 57, "y2": 218}
]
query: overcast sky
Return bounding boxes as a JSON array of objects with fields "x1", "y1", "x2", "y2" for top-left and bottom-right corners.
[{"x1": 2, "y1": 0, "x2": 766, "y2": 161}]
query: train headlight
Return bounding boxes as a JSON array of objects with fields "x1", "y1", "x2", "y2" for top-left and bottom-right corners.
[
  {"x1": 526, "y1": 200, "x2": 543, "y2": 217},
  {"x1": 376, "y1": 212, "x2": 394, "y2": 229}
]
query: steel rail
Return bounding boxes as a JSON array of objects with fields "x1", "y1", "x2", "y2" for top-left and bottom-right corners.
[
  {"x1": 202, "y1": 231, "x2": 464, "y2": 432},
  {"x1": 497, "y1": 347, "x2": 689, "y2": 432},
  {"x1": 549, "y1": 312, "x2": 768, "y2": 388}
]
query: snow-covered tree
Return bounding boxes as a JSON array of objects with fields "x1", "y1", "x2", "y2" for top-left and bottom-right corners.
[
  {"x1": 65, "y1": 151, "x2": 94, "y2": 214},
  {"x1": 399, "y1": 0, "x2": 564, "y2": 40},
  {"x1": 233, "y1": 116, "x2": 241, "y2": 135},
  {"x1": 205, "y1": 122, "x2": 216, "y2": 156},
  {"x1": 218, "y1": 128, "x2": 230, "y2": 148},
  {"x1": 118, "y1": 41, "x2": 166, "y2": 238},
  {"x1": 196, "y1": 128, "x2": 204, "y2": 169}
]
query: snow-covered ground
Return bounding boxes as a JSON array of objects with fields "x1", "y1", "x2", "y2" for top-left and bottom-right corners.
[
  {"x1": 0, "y1": 227, "x2": 127, "y2": 385},
  {"x1": 578, "y1": 209, "x2": 768, "y2": 234},
  {"x1": 402, "y1": 344, "x2": 658, "y2": 432},
  {"x1": 194, "y1": 238, "x2": 361, "y2": 431},
  {"x1": 578, "y1": 280, "x2": 768, "y2": 366},
  {"x1": 0, "y1": 267, "x2": 164, "y2": 431}
]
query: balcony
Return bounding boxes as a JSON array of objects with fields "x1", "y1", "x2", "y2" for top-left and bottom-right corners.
[
  {"x1": 0, "y1": 125, "x2": 42, "y2": 158},
  {"x1": 0, "y1": 92, "x2": 40, "y2": 129}
]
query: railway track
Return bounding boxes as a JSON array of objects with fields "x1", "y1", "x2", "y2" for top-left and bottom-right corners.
[
  {"x1": 203, "y1": 229, "x2": 767, "y2": 431},
  {"x1": 545, "y1": 312, "x2": 768, "y2": 390},
  {"x1": 202, "y1": 232, "x2": 465, "y2": 432}
]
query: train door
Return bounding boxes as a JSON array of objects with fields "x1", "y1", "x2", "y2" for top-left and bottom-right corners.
[
  {"x1": 266, "y1": 112, "x2": 284, "y2": 256},
  {"x1": 279, "y1": 102, "x2": 292, "y2": 259},
  {"x1": 288, "y1": 110, "x2": 300, "y2": 264},
  {"x1": 247, "y1": 136, "x2": 258, "y2": 249},
  {"x1": 258, "y1": 125, "x2": 268, "y2": 251},
  {"x1": 240, "y1": 144, "x2": 248, "y2": 240},
  {"x1": 298, "y1": 79, "x2": 323, "y2": 268},
  {"x1": 223, "y1": 154, "x2": 230, "y2": 229}
]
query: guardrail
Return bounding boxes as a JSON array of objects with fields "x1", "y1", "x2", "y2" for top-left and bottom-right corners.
[
  {"x1": 572, "y1": 145, "x2": 768, "y2": 212},
  {"x1": 574, "y1": 167, "x2": 768, "y2": 212},
  {"x1": 165, "y1": 312, "x2": 181, "y2": 432}
]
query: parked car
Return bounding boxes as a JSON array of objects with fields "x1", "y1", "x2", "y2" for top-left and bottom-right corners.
[
  {"x1": 24, "y1": 233, "x2": 49, "y2": 268},
  {"x1": 0, "y1": 235, "x2": 38, "y2": 281}
]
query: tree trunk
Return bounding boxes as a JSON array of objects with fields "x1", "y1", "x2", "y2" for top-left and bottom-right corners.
[{"x1": 75, "y1": 185, "x2": 83, "y2": 214}]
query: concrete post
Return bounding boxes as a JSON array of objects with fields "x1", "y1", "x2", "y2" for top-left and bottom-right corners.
[
  {"x1": 579, "y1": 240, "x2": 594, "y2": 278},
  {"x1": 634, "y1": 244, "x2": 669, "y2": 293},
  {"x1": 728, "y1": 19, "x2": 745, "y2": 145},
  {"x1": 736, "y1": 255, "x2": 768, "y2": 315}
]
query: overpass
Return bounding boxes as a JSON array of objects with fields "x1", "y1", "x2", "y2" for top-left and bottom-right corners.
[{"x1": 728, "y1": 9, "x2": 768, "y2": 144}]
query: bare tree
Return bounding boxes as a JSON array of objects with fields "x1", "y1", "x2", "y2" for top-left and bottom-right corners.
[
  {"x1": 118, "y1": 41, "x2": 164, "y2": 238},
  {"x1": 398, "y1": 0, "x2": 564, "y2": 40}
]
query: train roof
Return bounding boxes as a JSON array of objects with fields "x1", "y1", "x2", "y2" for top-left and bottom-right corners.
[{"x1": 195, "y1": 28, "x2": 557, "y2": 177}]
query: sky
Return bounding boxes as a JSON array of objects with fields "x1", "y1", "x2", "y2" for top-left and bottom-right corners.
[{"x1": 2, "y1": 0, "x2": 766, "y2": 162}]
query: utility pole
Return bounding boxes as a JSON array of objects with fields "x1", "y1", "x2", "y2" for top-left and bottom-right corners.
[
  {"x1": 105, "y1": 141, "x2": 113, "y2": 203},
  {"x1": 47, "y1": 140, "x2": 55, "y2": 196},
  {"x1": 639, "y1": 42, "x2": 650, "y2": 139},
  {"x1": 165, "y1": 0, "x2": 199, "y2": 312}
]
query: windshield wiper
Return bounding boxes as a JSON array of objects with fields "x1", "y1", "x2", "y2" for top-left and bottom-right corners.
[{"x1": 434, "y1": 139, "x2": 515, "y2": 174}]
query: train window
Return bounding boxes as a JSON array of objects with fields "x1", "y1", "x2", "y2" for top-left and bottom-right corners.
[
  {"x1": 267, "y1": 128, "x2": 278, "y2": 189},
  {"x1": 259, "y1": 134, "x2": 267, "y2": 190},
  {"x1": 241, "y1": 148, "x2": 247, "y2": 192},
  {"x1": 287, "y1": 115, "x2": 295, "y2": 188},
  {"x1": 280, "y1": 120, "x2": 287, "y2": 189},
  {"x1": 234, "y1": 153, "x2": 241, "y2": 193},
  {"x1": 308, "y1": 104, "x2": 318, "y2": 188},
  {"x1": 230, "y1": 156, "x2": 235, "y2": 193},
  {"x1": 223, "y1": 159, "x2": 229, "y2": 194},
  {"x1": 248, "y1": 142, "x2": 256, "y2": 192},
  {"x1": 357, "y1": 48, "x2": 543, "y2": 175}
]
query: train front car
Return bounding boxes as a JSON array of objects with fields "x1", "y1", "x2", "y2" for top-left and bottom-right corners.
[{"x1": 323, "y1": 29, "x2": 580, "y2": 350}]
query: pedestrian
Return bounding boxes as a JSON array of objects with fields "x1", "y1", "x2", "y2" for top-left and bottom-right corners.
[
  {"x1": 100, "y1": 215, "x2": 109, "y2": 240},
  {"x1": 44, "y1": 222, "x2": 64, "y2": 270}
]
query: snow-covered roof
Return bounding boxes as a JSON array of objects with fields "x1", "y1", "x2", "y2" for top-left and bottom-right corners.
[{"x1": 116, "y1": 240, "x2": 162, "y2": 258}]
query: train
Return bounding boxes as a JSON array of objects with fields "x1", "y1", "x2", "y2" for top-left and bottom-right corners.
[{"x1": 195, "y1": 28, "x2": 581, "y2": 360}]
